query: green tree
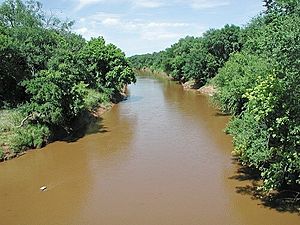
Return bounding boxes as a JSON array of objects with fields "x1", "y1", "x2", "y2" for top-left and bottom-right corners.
[
  {"x1": 79, "y1": 37, "x2": 136, "y2": 94},
  {"x1": 0, "y1": 0, "x2": 136, "y2": 154},
  {"x1": 213, "y1": 52, "x2": 272, "y2": 114},
  {"x1": 0, "y1": 25, "x2": 29, "y2": 106}
]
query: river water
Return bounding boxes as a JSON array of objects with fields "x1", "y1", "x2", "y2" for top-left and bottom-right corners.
[{"x1": 0, "y1": 74, "x2": 299, "y2": 225}]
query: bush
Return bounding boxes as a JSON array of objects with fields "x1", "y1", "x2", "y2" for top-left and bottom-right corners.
[
  {"x1": 228, "y1": 74, "x2": 300, "y2": 190},
  {"x1": 0, "y1": 146, "x2": 3, "y2": 159},
  {"x1": 213, "y1": 52, "x2": 272, "y2": 115},
  {"x1": 227, "y1": 113, "x2": 270, "y2": 167},
  {"x1": 10, "y1": 124, "x2": 50, "y2": 153},
  {"x1": 79, "y1": 37, "x2": 136, "y2": 93},
  {"x1": 0, "y1": 109, "x2": 23, "y2": 132},
  {"x1": 0, "y1": 109, "x2": 24, "y2": 149},
  {"x1": 84, "y1": 89, "x2": 110, "y2": 111},
  {"x1": 22, "y1": 70, "x2": 88, "y2": 126}
]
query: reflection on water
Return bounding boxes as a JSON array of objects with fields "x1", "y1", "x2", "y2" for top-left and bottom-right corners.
[{"x1": 0, "y1": 75, "x2": 298, "y2": 225}]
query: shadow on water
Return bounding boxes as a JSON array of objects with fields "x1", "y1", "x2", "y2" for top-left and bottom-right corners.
[
  {"x1": 60, "y1": 92, "x2": 141, "y2": 143},
  {"x1": 50, "y1": 110, "x2": 110, "y2": 143},
  {"x1": 125, "y1": 95, "x2": 144, "y2": 103},
  {"x1": 214, "y1": 111, "x2": 231, "y2": 117},
  {"x1": 229, "y1": 159, "x2": 300, "y2": 214},
  {"x1": 63, "y1": 117, "x2": 109, "y2": 143}
]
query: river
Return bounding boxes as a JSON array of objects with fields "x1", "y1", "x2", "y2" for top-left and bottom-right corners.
[{"x1": 0, "y1": 74, "x2": 299, "y2": 225}]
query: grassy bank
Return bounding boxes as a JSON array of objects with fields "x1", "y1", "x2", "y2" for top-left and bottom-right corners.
[
  {"x1": 135, "y1": 68, "x2": 171, "y2": 80},
  {"x1": 0, "y1": 90, "x2": 116, "y2": 162}
]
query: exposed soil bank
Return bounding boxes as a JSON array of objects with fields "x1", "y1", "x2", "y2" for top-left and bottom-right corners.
[
  {"x1": 0, "y1": 105, "x2": 112, "y2": 162},
  {"x1": 0, "y1": 88, "x2": 128, "y2": 162},
  {"x1": 182, "y1": 80, "x2": 217, "y2": 96},
  {"x1": 136, "y1": 69, "x2": 216, "y2": 96}
]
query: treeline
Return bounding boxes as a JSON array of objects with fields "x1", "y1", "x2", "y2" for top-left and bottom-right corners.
[
  {"x1": 0, "y1": 0, "x2": 136, "y2": 159},
  {"x1": 129, "y1": 25, "x2": 242, "y2": 86},
  {"x1": 129, "y1": 0, "x2": 300, "y2": 194}
]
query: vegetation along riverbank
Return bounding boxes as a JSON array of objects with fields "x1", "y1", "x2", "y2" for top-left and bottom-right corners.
[
  {"x1": 0, "y1": 0, "x2": 136, "y2": 161},
  {"x1": 129, "y1": 0, "x2": 300, "y2": 205}
]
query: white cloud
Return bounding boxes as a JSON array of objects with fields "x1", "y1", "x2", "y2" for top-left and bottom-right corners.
[
  {"x1": 74, "y1": 26, "x2": 99, "y2": 38},
  {"x1": 74, "y1": 0, "x2": 165, "y2": 11},
  {"x1": 75, "y1": 27, "x2": 88, "y2": 34},
  {"x1": 187, "y1": 0, "x2": 230, "y2": 9},
  {"x1": 71, "y1": 0, "x2": 229, "y2": 54},
  {"x1": 131, "y1": 0, "x2": 166, "y2": 8},
  {"x1": 131, "y1": 0, "x2": 230, "y2": 10},
  {"x1": 146, "y1": 22, "x2": 189, "y2": 28},
  {"x1": 75, "y1": 0, "x2": 105, "y2": 11},
  {"x1": 75, "y1": 11, "x2": 205, "y2": 44},
  {"x1": 141, "y1": 30, "x2": 181, "y2": 41},
  {"x1": 73, "y1": 0, "x2": 230, "y2": 11},
  {"x1": 101, "y1": 18, "x2": 121, "y2": 26},
  {"x1": 96, "y1": 17, "x2": 195, "y2": 39},
  {"x1": 84, "y1": 12, "x2": 123, "y2": 22}
]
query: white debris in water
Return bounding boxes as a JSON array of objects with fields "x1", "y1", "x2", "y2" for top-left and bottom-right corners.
[{"x1": 40, "y1": 186, "x2": 47, "y2": 191}]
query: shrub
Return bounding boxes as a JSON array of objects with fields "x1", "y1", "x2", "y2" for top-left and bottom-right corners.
[
  {"x1": 0, "y1": 109, "x2": 23, "y2": 132},
  {"x1": 84, "y1": 89, "x2": 110, "y2": 111},
  {"x1": 213, "y1": 52, "x2": 272, "y2": 115},
  {"x1": 228, "y1": 74, "x2": 300, "y2": 190},
  {"x1": 10, "y1": 124, "x2": 50, "y2": 153},
  {"x1": 0, "y1": 146, "x2": 3, "y2": 159}
]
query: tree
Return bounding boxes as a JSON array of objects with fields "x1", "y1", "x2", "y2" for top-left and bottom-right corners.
[
  {"x1": 0, "y1": 0, "x2": 137, "y2": 155},
  {"x1": 0, "y1": 24, "x2": 29, "y2": 106},
  {"x1": 79, "y1": 37, "x2": 136, "y2": 94},
  {"x1": 213, "y1": 52, "x2": 272, "y2": 114}
]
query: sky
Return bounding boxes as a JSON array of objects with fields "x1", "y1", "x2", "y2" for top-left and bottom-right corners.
[{"x1": 2, "y1": 0, "x2": 264, "y2": 56}]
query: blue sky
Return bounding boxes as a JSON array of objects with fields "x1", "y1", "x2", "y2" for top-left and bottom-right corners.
[{"x1": 2, "y1": 0, "x2": 264, "y2": 56}]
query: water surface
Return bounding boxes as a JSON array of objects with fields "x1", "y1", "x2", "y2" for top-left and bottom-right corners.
[{"x1": 0, "y1": 75, "x2": 299, "y2": 225}]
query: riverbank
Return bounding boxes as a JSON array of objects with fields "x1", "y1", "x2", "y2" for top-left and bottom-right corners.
[
  {"x1": 182, "y1": 80, "x2": 217, "y2": 96},
  {"x1": 137, "y1": 68, "x2": 216, "y2": 96},
  {"x1": 136, "y1": 68, "x2": 171, "y2": 80},
  {"x1": 0, "y1": 98, "x2": 120, "y2": 162}
]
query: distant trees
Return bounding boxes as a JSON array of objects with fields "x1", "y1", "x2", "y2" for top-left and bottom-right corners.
[{"x1": 129, "y1": 25, "x2": 242, "y2": 85}]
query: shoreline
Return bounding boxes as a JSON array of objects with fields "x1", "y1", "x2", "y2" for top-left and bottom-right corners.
[
  {"x1": 136, "y1": 68, "x2": 172, "y2": 80},
  {"x1": 182, "y1": 80, "x2": 216, "y2": 96},
  {"x1": 0, "y1": 101, "x2": 117, "y2": 162},
  {"x1": 136, "y1": 68, "x2": 216, "y2": 96}
]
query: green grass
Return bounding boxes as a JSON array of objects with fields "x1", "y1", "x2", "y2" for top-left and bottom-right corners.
[
  {"x1": 0, "y1": 89, "x2": 111, "y2": 159},
  {"x1": 10, "y1": 124, "x2": 50, "y2": 153},
  {"x1": 84, "y1": 89, "x2": 110, "y2": 111},
  {"x1": 0, "y1": 146, "x2": 3, "y2": 160},
  {"x1": 0, "y1": 109, "x2": 23, "y2": 148},
  {"x1": 0, "y1": 109, "x2": 50, "y2": 155},
  {"x1": 0, "y1": 109, "x2": 23, "y2": 132}
]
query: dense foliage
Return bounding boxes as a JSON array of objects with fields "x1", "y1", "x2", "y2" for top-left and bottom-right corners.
[
  {"x1": 129, "y1": 0, "x2": 300, "y2": 194},
  {"x1": 0, "y1": 0, "x2": 135, "y2": 156},
  {"x1": 129, "y1": 25, "x2": 242, "y2": 85}
]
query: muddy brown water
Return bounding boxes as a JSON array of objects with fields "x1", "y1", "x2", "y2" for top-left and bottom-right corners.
[{"x1": 0, "y1": 74, "x2": 299, "y2": 225}]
